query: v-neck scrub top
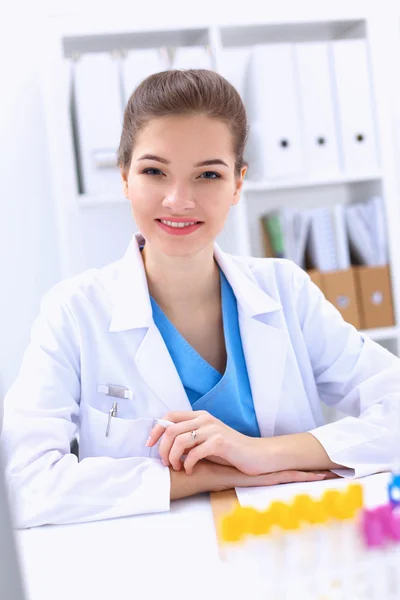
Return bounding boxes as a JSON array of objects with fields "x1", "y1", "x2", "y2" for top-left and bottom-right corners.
[{"x1": 150, "y1": 270, "x2": 261, "y2": 437}]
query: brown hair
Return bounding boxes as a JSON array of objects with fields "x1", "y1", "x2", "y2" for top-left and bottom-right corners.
[{"x1": 117, "y1": 69, "x2": 248, "y2": 177}]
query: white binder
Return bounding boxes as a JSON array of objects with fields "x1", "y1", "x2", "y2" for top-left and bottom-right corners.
[
  {"x1": 218, "y1": 47, "x2": 252, "y2": 101},
  {"x1": 247, "y1": 43, "x2": 305, "y2": 180},
  {"x1": 73, "y1": 53, "x2": 123, "y2": 195},
  {"x1": 295, "y1": 42, "x2": 341, "y2": 177},
  {"x1": 171, "y1": 46, "x2": 212, "y2": 70},
  {"x1": 330, "y1": 39, "x2": 379, "y2": 174},
  {"x1": 122, "y1": 49, "x2": 165, "y2": 104},
  {"x1": 309, "y1": 206, "x2": 350, "y2": 272}
]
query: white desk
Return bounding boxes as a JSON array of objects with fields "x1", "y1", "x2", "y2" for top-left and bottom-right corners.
[{"x1": 15, "y1": 473, "x2": 392, "y2": 600}]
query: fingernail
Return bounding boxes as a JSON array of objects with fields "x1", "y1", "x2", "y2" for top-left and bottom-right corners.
[
  {"x1": 315, "y1": 474, "x2": 326, "y2": 479},
  {"x1": 145, "y1": 437, "x2": 151, "y2": 447}
]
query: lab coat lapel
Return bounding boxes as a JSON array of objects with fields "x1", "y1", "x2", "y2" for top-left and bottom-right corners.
[
  {"x1": 109, "y1": 234, "x2": 191, "y2": 414},
  {"x1": 215, "y1": 246, "x2": 288, "y2": 438}
]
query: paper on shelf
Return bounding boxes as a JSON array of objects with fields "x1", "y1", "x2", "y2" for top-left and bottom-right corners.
[{"x1": 345, "y1": 196, "x2": 387, "y2": 267}]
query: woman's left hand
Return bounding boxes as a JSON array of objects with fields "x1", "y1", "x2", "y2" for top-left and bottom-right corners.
[{"x1": 147, "y1": 410, "x2": 261, "y2": 475}]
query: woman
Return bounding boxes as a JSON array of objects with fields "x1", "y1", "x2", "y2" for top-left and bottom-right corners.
[{"x1": 2, "y1": 69, "x2": 399, "y2": 528}]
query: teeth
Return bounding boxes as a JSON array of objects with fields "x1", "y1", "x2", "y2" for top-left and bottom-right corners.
[{"x1": 160, "y1": 220, "x2": 197, "y2": 228}]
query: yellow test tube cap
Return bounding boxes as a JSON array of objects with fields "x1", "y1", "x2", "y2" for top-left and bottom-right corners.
[
  {"x1": 236, "y1": 506, "x2": 259, "y2": 536},
  {"x1": 292, "y1": 494, "x2": 314, "y2": 521},
  {"x1": 345, "y1": 483, "x2": 364, "y2": 510},
  {"x1": 254, "y1": 509, "x2": 272, "y2": 536},
  {"x1": 279, "y1": 504, "x2": 301, "y2": 531},
  {"x1": 220, "y1": 512, "x2": 244, "y2": 544},
  {"x1": 321, "y1": 489, "x2": 342, "y2": 518},
  {"x1": 267, "y1": 501, "x2": 287, "y2": 525},
  {"x1": 309, "y1": 500, "x2": 329, "y2": 525}
]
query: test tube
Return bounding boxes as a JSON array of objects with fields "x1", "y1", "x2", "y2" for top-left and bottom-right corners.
[{"x1": 388, "y1": 397, "x2": 400, "y2": 508}]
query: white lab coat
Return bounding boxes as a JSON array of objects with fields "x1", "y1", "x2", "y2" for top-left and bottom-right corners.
[{"x1": 2, "y1": 233, "x2": 400, "y2": 528}]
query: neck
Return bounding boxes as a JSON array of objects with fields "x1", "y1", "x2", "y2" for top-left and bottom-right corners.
[{"x1": 142, "y1": 242, "x2": 220, "y2": 310}]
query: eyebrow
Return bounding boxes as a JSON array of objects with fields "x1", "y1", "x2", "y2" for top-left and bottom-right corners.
[{"x1": 137, "y1": 154, "x2": 229, "y2": 168}]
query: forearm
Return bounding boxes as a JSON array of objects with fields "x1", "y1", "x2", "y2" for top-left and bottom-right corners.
[
  {"x1": 256, "y1": 432, "x2": 343, "y2": 474},
  {"x1": 170, "y1": 461, "x2": 243, "y2": 500}
]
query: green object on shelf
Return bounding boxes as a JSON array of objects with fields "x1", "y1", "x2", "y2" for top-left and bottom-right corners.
[{"x1": 263, "y1": 213, "x2": 285, "y2": 258}]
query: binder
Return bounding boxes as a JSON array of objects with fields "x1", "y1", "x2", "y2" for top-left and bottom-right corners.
[
  {"x1": 331, "y1": 204, "x2": 351, "y2": 270},
  {"x1": 330, "y1": 39, "x2": 379, "y2": 173},
  {"x1": 73, "y1": 53, "x2": 123, "y2": 195},
  {"x1": 218, "y1": 47, "x2": 252, "y2": 100},
  {"x1": 122, "y1": 49, "x2": 165, "y2": 103},
  {"x1": 345, "y1": 196, "x2": 387, "y2": 267},
  {"x1": 294, "y1": 42, "x2": 340, "y2": 177},
  {"x1": 308, "y1": 206, "x2": 350, "y2": 272},
  {"x1": 247, "y1": 44, "x2": 305, "y2": 180},
  {"x1": 171, "y1": 46, "x2": 212, "y2": 70},
  {"x1": 308, "y1": 207, "x2": 337, "y2": 272},
  {"x1": 261, "y1": 209, "x2": 310, "y2": 268}
]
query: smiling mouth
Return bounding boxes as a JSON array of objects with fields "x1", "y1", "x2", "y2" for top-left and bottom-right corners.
[{"x1": 156, "y1": 219, "x2": 202, "y2": 229}]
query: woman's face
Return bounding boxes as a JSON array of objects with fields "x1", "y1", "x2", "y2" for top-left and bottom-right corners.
[{"x1": 122, "y1": 114, "x2": 246, "y2": 257}]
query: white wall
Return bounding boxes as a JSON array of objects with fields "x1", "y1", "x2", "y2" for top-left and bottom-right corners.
[{"x1": 0, "y1": 11, "x2": 61, "y2": 397}]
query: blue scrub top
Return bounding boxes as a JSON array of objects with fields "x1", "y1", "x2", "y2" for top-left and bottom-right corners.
[{"x1": 150, "y1": 270, "x2": 260, "y2": 438}]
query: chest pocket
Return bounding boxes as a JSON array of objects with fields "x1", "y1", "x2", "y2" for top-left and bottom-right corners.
[{"x1": 79, "y1": 400, "x2": 160, "y2": 460}]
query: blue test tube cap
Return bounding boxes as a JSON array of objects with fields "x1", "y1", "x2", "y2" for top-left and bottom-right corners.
[{"x1": 388, "y1": 473, "x2": 400, "y2": 507}]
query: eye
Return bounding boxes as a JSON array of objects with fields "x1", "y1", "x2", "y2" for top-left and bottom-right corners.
[
  {"x1": 141, "y1": 167, "x2": 164, "y2": 176},
  {"x1": 199, "y1": 171, "x2": 221, "y2": 180}
]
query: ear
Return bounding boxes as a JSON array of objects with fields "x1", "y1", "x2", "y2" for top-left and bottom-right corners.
[
  {"x1": 232, "y1": 165, "x2": 247, "y2": 206},
  {"x1": 120, "y1": 167, "x2": 129, "y2": 199}
]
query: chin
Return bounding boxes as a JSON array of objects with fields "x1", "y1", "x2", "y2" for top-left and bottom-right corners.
[{"x1": 148, "y1": 233, "x2": 214, "y2": 259}]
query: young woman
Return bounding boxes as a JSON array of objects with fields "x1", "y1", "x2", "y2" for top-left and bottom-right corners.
[{"x1": 2, "y1": 69, "x2": 399, "y2": 528}]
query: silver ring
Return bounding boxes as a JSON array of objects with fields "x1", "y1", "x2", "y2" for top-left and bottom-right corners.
[{"x1": 190, "y1": 430, "x2": 197, "y2": 444}]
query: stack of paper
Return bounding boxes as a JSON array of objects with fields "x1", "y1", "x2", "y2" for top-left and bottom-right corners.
[
  {"x1": 261, "y1": 208, "x2": 311, "y2": 269},
  {"x1": 308, "y1": 205, "x2": 350, "y2": 272},
  {"x1": 345, "y1": 196, "x2": 387, "y2": 266}
]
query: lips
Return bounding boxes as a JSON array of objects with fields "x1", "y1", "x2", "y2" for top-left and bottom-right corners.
[
  {"x1": 158, "y1": 219, "x2": 199, "y2": 229},
  {"x1": 156, "y1": 218, "x2": 203, "y2": 236}
]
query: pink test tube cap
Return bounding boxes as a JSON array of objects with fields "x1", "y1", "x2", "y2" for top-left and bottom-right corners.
[{"x1": 361, "y1": 509, "x2": 386, "y2": 548}]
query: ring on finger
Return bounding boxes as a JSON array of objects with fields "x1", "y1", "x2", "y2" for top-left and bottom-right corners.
[{"x1": 190, "y1": 430, "x2": 197, "y2": 445}]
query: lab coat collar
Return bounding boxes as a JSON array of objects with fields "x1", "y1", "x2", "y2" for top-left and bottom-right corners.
[
  {"x1": 213, "y1": 245, "x2": 282, "y2": 318},
  {"x1": 109, "y1": 233, "x2": 282, "y2": 333},
  {"x1": 109, "y1": 233, "x2": 152, "y2": 332}
]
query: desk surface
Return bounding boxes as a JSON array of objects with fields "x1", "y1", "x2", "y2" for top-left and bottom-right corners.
[{"x1": 15, "y1": 473, "x2": 391, "y2": 600}]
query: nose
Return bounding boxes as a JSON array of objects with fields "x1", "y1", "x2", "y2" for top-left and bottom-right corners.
[{"x1": 162, "y1": 182, "x2": 195, "y2": 212}]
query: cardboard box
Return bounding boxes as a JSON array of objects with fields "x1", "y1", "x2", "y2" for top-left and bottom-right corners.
[
  {"x1": 307, "y1": 269, "x2": 324, "y2": 292},
  {"x1": 321, "y1": 268, "x2": 361, "y2": 329},
  {"x1": 354, "y1": 265, "x2": 395, "y2": 329}
]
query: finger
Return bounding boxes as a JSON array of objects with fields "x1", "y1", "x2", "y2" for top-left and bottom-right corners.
[
  {"x1": 146, "y1": 424, "x2": 170, "y2": 447},
  {"x1": 205, "y1": 456, "x2": 232, "y2": 467},
  {"x1": 169, "y1": 431, "x2": 200, "y2": 471},
  {"x1": 183, "y1": 438, "x2": 217, "y2": 475},
  {"x1": 317, "y1": 470, "x2": 340, "y2": 480},
  {"x1": 164, "y1": 411, "x2": 203, "y2": 424},
  {"x1": 261, "y1": 470, "x2": 327, "y2": 486},
  {"x1": 148, "y1": 416, "x2": 201, "y2": 449},
  {"x1": 158, "y1": 419, "x2": 202, "y2": 464}
]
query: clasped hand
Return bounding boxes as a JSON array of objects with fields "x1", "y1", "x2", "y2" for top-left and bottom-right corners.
[{"x1": 147, "y1": 410, "x2": 270, "y2": 476}]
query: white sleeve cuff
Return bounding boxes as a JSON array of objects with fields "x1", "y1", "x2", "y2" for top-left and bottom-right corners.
[{"x1": 309, "y1": 417, "x2": 391, "y2": 479}]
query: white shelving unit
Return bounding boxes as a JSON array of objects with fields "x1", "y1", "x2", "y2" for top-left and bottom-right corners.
[{"x1": 40, "y1": 10, "x2": 400, "y2": 354}]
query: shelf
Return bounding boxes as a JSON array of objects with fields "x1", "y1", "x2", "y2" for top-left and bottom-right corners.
[
  {"x1": 78, "y1": 171, "x2": 383, "y2": 208},
  {"x1": 242, "y1": 171, "x2": 382, "y2": 193},
  {"x1": 360, "y1": 326, "x2": 400, "y2": 342},
  {"x1": 220, "y1": 19, "x2": 365, "y2": 48},
  {"x1": 63, "y1": 27, "x2": 210, "y2": 57}
]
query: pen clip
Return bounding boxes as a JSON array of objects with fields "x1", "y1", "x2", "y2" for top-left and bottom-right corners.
[{"x1": 105, "y1": 400, "x2": 118, "y2": 438}]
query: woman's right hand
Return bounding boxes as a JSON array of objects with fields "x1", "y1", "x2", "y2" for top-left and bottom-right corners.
[{"x1": 169, "y1": 460, "x2": 338, "y2": 500}]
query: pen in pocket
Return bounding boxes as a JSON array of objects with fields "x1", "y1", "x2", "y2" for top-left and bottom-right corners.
[{"x1": 105, "y1": 400, "x2": 118, "y2": 437}]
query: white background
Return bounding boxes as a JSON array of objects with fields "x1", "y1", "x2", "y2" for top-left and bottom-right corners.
[{"x1": 0, "y1": 0, "x2": 397, "y2": 402}]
